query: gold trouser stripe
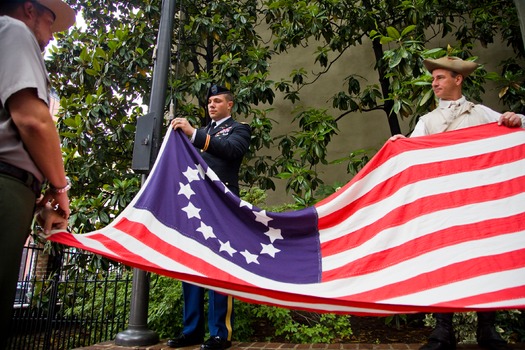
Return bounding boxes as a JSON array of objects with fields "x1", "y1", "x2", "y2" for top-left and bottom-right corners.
[{"x1": 225, "y1": 295, "x2": 233, "y2": 340}]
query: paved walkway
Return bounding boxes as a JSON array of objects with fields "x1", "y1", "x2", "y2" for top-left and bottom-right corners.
[{"x1": 76, "y1": 341, "x2": 525, "y2": 350}]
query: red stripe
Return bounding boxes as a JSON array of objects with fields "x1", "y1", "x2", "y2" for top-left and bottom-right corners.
[
  {"x1": 48, "y1": 231, "x2": 256, "y2": 294},
  {"x1": 329, "y1": 248, "x2": 525, "y2": 303},
  {"x1": 49, "y1": 230, "x2": 167, "y2": 270},
  {"x1": 83, "y1": 232, "x2": 168, "y2": 268},
  {"x1": 46, "y1": 231, "x2": 116, "y2": 258},
  {"x1": 49, "y1": 218, "x2": 253, "y2": 287},
  {"x1": 432, "y1": 286, "x2": 525, "y2": 308}
]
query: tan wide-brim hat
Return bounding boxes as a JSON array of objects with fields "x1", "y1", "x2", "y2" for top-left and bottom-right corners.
[
  {"x1": 423, "y1": 56, "x2": 479, "y2": 77},
  {"x1": 36, "y1": 0, "x2": 76, "y2": 33}
]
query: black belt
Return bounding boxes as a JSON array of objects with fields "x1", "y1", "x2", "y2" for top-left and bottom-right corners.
[{"x1": 0, "y1": 161, "x2": 42, "y2": 196}]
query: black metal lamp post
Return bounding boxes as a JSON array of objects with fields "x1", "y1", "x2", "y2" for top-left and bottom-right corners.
[{"x1": 114, "y1": 0, "x2": 177, "y2": 346}]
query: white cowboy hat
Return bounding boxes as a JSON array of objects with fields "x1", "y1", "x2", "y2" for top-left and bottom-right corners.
[
  {"x1": 35, "y1": 0, "x2": 76, "y2": 33},
  {"x1": 423, "y1": 56, "x2": 479, "y2": 77}
]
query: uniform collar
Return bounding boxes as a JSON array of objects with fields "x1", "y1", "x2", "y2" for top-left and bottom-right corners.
[{"x1": 213, "y1": 116, "x2": 231, "y2": 127}]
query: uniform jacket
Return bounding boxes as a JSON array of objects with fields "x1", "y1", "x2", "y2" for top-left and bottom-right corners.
[{"x1": 193, "y1": 118, "x2": 251, "y2": 195}]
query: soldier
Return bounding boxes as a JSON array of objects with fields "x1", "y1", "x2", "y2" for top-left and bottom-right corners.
[{"x1": 169, "y1": 84, "x2": 251, "y2": 350}]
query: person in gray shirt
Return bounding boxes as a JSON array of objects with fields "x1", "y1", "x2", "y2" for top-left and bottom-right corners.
[{"x1": 0, "y1": 0, "x2": 75, "y2": 347}]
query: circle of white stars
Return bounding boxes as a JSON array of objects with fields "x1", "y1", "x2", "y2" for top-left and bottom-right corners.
[{"x1": 177, "y1": 164, "x2": 283, "y2": 265}]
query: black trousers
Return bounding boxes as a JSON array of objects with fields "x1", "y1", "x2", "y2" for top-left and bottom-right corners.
[{"x1": 431, "y1": 312, "x2": 497, "y2": 342}]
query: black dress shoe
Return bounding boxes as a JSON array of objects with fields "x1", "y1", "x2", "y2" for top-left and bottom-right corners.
[
  {"x1": 478, "y1": 339, "x2": 513, "y2": 350},
  {"x1": 167, "y1": 333, "x2": 203, "y2": 348},
  {"x1": 200, "y1": 336, "x2": 232, "y2": 350},
  {"x1": 419, "y1": 338, "x2": 456, "y2": 350}
]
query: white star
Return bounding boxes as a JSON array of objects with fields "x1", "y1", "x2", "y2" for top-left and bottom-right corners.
[
  {"x1": 197, "y1": 222, "x2": 216, "y2": 240},
  {"x1": 253, "y1": 210, "x2": 272, "y2": 226},
  {"x1": 182, "y1": 203, "x2": 201, "y2": 219},
  {"x1": 260, "y1": 243, "x2": 280, "y2": 258},
  {"x1": 240, "y1": 250, "x2": 260, "y2": 264},
  {"x1": 264, "y1": 227, "x2": 283, "y2": 243},
  {"x1": 183, "y1": 166, "x2": 201, "y2": 183},
  {"x1": 219, "y1": 240, "x2": 237, "y2": 257},
  {"x1": 178, "y1": 183, "x2": 195, "y2": 199},
  {"x1": 239, "y1": 200, "x2": 252, "y2": 209}
]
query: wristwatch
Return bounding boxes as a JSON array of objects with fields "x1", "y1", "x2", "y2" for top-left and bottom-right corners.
[{"x1": 50, "y1": 177, "x2": 71, "y2": 194}]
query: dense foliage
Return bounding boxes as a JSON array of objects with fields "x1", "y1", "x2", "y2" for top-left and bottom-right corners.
[{"x1": 47, "y1": 0, "x2": 524, "y2": 219}]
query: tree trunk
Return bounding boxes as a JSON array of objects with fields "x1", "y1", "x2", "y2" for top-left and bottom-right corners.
[{"x1": 372, "y1": 39, "x2": 401, "y2": 136}]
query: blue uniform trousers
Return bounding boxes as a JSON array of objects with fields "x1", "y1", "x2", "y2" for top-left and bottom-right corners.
[{"x1": 182, "y1": 282, "x2": 233, "y2": 340}]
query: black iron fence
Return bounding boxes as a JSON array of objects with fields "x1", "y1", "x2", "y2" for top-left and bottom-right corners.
[{"x1": 7, "y1": 241, "x2": 133, "y2": 350}]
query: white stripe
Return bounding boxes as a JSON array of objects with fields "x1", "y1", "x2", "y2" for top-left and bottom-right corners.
[
  {"x1": 470, "y1": 298, "x2": 525, "y2": 308},
  {"x1": 381, "y1": 268, "x2": 525, "y2": 306}
]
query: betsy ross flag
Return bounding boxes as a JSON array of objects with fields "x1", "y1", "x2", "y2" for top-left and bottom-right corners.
[{"x1": 47, "y1": 123, "x2": 525, "y2": 315}]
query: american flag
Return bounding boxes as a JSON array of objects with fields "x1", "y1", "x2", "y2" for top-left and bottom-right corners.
[{"x1": 48, "y1": 123, "x2": 525, "y2": 315}]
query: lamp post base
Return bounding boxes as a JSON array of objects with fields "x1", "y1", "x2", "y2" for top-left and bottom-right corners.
[{"x1": 114, "y1": 327, "x2": 159, "y2": 347}]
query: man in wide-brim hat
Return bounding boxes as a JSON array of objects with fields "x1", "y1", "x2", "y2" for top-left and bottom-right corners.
[
  {"x1": 0, "y1": 0, "x2": 75, "y2": 347},
  {"x1": 390, "y1": 55, "x2": 524, "y2": 350},
  {"x1": 390, "y1": 55, "x2": 524, "y2": 137}
]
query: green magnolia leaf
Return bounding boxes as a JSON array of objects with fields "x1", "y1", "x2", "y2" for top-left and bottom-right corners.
[
  {"x1": 380, "y1": 36, "x2": 395, "y2": 45},
  {"x1": 85, "y1": 68, "x2": 98, "y2": 76},
  {"x1": 386, "y1": 26, "x2": 400, "y2": 40},
  {"x1": 419, "y1": 88, "x2": 434, "y2": 106},
  {"x1": 400, "y1": 25, "x2": 416, "y2": 37}
]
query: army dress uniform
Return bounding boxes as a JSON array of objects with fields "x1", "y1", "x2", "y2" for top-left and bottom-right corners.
[
  {"x1": 173, "y1": 85, "x2": 251, "y2": 350},
  {"x1": 193, "y1": 117, "x2": 251, "y2": 196}
]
